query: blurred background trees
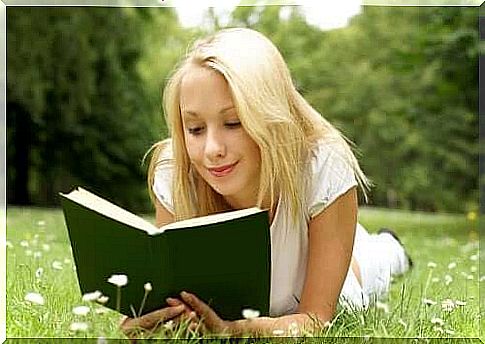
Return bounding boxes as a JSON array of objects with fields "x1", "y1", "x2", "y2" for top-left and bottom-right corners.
[{"x1": 6, "y1": 5, "x2": 478, "y2": 213}]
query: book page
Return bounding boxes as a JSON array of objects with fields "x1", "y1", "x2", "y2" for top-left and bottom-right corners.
[
  {"x1": 62, "y1": 187, "x2": 158, "y2": 234},
  {"x1": 160, "y1": 207, "x2": 263, "y2": 231}
]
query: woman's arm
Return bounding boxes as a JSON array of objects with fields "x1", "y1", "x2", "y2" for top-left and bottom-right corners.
[
  {"x1": 297, "y1": 186, "x2": 358, "y2": 320},
  {"x1": 182, "y1": 187, "x2": 359, "y2": 336}
]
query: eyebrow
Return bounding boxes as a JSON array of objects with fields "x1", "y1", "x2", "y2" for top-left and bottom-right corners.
[{"x1": 182, "y1": 105, "x2": 236, "y2": 117}]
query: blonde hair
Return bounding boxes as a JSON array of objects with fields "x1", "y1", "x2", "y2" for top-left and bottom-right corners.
[{"x1": 147, "y1": 28, "x2": 371, "y2": 223}]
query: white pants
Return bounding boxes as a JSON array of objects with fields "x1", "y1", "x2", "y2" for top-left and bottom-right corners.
[{"x1": 339, "y1": 224, "x2": 410, "y2": 310}]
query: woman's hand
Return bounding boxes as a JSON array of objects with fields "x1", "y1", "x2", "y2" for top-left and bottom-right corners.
[
  {"x1": 120, "y1": 301, "x2": 193, "y2": 338},
  {"x1": 180, "y1": 291, "x2": 238, "y2": 336}
]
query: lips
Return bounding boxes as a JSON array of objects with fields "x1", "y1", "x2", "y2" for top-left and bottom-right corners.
[{"x1": 207, "y1": 162, "x2": 238, "y2": 177}]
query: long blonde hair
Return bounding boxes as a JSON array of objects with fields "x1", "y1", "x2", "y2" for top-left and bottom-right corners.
[{"x1": 147, "y1": 28, "x2": 371, "y2": 223}]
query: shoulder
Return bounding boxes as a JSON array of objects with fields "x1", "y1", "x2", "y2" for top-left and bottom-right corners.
[
  {"x1": 306, "y1": 138, "x2": 358, "y2": 218},
  {"x1": 153, "y1": 139, "x2": 174, "y2": 175},
  {"x1": 154, "y1": 138, "x2": 174, "y2": 164},
  {"x1": 309, "y1": 138, "x2": 352, "y2": 175},
  {"x1": 152, "y1": 138, "x2": 175, "y2": 213}
]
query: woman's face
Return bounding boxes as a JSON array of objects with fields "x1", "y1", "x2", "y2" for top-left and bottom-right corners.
[{"x1": 179, "y1": 67, "x2": 261, "y2": 209}]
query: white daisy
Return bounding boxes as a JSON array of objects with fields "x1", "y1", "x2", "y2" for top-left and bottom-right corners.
[
  {"x1": 242, "y1": 308, "x2": 260, "y2": 319},
  {"x1": 441, "y1": 299, "x2": 455, "y2": 312},
  {"x1": 82, "y1": 291, "x2": 102, "y2": 302},
  {"x1": 163, "y1": 320, "x2": 174, "y2": 330},
  {"x1": 422, "y1": 298, "x2": 437, "y2": 306},
  {"x1": 107, "y1": 274, "x2": 128, "y2": 287},
  {"x1": 97, "y1": 296, "x2": 109, "y2": 304},
  {"x1": 24, "y1": 292, "x2": 45, "y2": 305},
  {"x1": 52, "y1": 261, "x2": 63, "y2": 270},
  {"x1": 72, "y1": 305, "x2": 90, "y2": 316},
  {"x1": 69, "y1": 322, "x2": 89, "y2": 332}
]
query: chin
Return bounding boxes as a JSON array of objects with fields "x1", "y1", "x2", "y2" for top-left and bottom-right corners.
[
  {"x1": 208, "y1": 182, "x2": 240, "y2": 198},
  {"x1": 211, "y1": 186, "x2": 237, "y2": 198}
]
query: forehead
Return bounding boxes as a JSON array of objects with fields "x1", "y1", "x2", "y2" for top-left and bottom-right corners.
[{"x1": 179, "y1": 67, "x2": 234, "y2": 111}]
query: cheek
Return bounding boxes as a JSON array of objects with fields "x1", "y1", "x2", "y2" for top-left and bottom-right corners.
[
  {"x1": 185, "y1": 142, "x2": 201, "y2": 168},
  {"x1": 243, "y1": 138, "x2": 262, "y2": 172},
  {"x1": 184, "y1": 136, "x2": 201, "y2": 162},
  {"x1": 250, "y1": 149, "x2": 262, "y2": 174}
]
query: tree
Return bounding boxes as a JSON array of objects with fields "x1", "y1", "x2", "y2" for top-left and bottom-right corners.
[{"x1": 7, "y1": 7, "x2": 180, "y2": 211}]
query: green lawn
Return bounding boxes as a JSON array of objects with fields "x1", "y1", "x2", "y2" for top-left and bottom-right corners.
[{"x1": 5, "y1": 206, "x2": 482, "y2": 340}]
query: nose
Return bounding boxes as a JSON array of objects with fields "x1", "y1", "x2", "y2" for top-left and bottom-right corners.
[{"x1": 204, "y1": 127, "x2": 226, "y2": 161}]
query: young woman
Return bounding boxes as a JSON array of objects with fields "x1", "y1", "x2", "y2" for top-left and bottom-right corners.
[{"x1": 121, "y1": 27, "x2": 411, "y2": 337}]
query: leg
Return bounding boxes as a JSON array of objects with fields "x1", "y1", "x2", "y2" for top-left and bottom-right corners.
[{"x1": 352, "y1": 224, "x2": 410, "y2": 301}]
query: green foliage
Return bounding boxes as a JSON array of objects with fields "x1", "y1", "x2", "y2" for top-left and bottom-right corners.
[
  {"x1": 7, "y1": 7, "x2": 186, "y2": 211},
  {"x1": 6, "y1": 6, "x2": 478, "y2": 213}
]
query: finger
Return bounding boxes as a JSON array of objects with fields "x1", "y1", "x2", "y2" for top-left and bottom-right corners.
[
  {"x1": 180, "y1": 291, "x2": 222, "y2": 326},
  {"x1": 166, "y1": 297, "x2": 182, "y2": 306},
  {"x1": 180, "y1": 292, "x2": 212, "y2": 317},
  {"x1": 167, "y1": 297, "x2": 194, "y2": 317},
  {"x1": 124, "y1": 304, "x2": 185, "y2": 331}
]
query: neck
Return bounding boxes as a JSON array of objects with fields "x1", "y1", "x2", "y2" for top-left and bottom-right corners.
[
  {"x1": 224, "y1": 194, "x2": 257, "y2": 210},
  {"x1": 224, "y1": 193, "x2": 275, "y2": 221}
]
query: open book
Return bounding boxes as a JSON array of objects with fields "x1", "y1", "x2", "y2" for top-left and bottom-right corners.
[{"x1": 60, "y1": 187, "x2": 271, "y2": 319}]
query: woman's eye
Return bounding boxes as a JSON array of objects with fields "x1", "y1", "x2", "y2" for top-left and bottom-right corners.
[
  {"x1": 188, "y1": 127, "x2": 203, "y2": 135},
  {"x1": 225, "y1": 121, "x2": 241, "y2": 129}
]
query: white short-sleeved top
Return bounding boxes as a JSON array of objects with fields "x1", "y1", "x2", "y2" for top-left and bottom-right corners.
[{"x1": 153, "y1": 140, "x2": 359, "y2": 316}]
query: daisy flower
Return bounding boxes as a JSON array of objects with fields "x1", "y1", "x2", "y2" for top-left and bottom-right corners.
[
  {"x1": 24, "y1": 292, "x2": 45, "y2": 305},
  {"x1": 107, "y1": 274, "x2": 128, "y2": 287},
  {"x1": 242, "y1": 308, "x2": 260, "y2": 319}
]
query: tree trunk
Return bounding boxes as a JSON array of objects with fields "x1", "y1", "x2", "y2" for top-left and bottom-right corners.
[{"x1": 7, "y1": 101, "x2": 31, "y2": 205}]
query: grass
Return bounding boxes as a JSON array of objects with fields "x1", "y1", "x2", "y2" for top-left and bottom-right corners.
[{"x1": 5, "y1": 206, "x2": 482, "y2": 340}]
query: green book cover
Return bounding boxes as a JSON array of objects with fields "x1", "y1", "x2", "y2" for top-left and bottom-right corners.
[{"x1": 59, "y1": 187, "x2": 271, "y2": 320}]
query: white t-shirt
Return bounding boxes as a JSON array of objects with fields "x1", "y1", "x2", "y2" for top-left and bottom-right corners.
[{"x1": 153, "y1": 140, "x2": 372, "y2": 316}]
